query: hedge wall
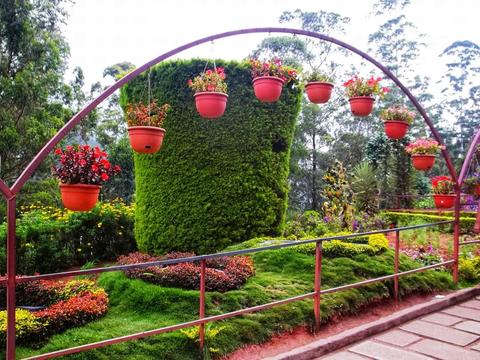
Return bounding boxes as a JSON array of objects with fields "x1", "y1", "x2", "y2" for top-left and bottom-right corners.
[{"x1": 121, "y1": 60, "x2": 302, "y2": 254}]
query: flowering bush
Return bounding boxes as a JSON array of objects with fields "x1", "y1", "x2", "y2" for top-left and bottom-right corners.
[
  {"x1": 463, "y1": 174, "x2": 480, "y2": 194},
  {"x1": 125, "y1": 101, "x2": 171, "y2": 128},
  {"x1": 343, "y1": 75, "x2": 389, "y2": 98},
  {"x1": 304, "y1": 70, "x2": 333, "y2": 83},
  {"x1": 249, "y1": 58, "x2": 298, "y2": 84},
  {"x1": 405, "y1": 138, "x2": 445, "y2": 155},
  {"x1": 402, "y1": 244, "x2": 444, "y2": 266},
  {"x1": 52, "y1": 145, "x2": 121, "y2": 185},
  {"x1": 431, "y1": 176, "x2": 455, "y2": 194},
  {"x1": 188, "y1": 67, "x2": 227, "y2": 93},
  {"x1": 380, "y1": 105, "x2": 415, "y2": 124},
  {"x1": 117, "y1": 252, "x2": 255, "y2": 292}
]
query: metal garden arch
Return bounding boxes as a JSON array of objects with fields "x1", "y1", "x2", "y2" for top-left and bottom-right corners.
[{"x1": 0, "y1": 27, "x2": 462, "y2": 359}]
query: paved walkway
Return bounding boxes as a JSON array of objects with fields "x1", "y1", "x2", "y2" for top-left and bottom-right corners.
[{"x1": 318, "y1": 296, "x2": 480, "y2": 360}]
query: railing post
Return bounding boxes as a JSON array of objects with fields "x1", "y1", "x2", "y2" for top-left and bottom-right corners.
[
  {"x1": 452, "y1": 190, "x2": 461, "y2": 284},
  {"x1": 6, "y1": 196, "x2": 17, "y2": 360},
  {"x1": 394, "y1": 230, "x2": 400, "y2": 302},
  {"x1": 199, "y1": 259, "x2": 206, "y2": 352},
  {"x1": 314, "y1": 241, "x2": 322, "y2": 331}
]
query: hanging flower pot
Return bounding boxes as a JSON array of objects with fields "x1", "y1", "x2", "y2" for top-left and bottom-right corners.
[
  {"x1": 252, "y1": 76, "x2": 285, "y2": 102},
  {"x1": 53, "y1": 145, "x2": 121, "y2": 212},
  {"x1": 433, "y1": 194, "x2": 455, "y2": 209},
  {"x1": 193, "y1": 92, "x2": 228, "y2": 118},
  {"x1": 384, "y1": 121, "x2": 409, "y2": 139},
  {"x1": 349, "y1": 96, "x2": 375, "y2": 117},
  {"x1": 411, "y1": 154, "x2": 436, "y2": 170},
  {"x1": 380, "y1": 105, "x2": 415, "y2": 139},
  {"x1": 188, "y1": 67, "x2": 228, "y2": 119},
  {"x1": 127, "y1": 126, "x2": 166, "y2": 154},
  {"x1": 305, "y1": 82, "x2": 334, "y2": 104},
  {"x1": 125, "y1": 101, "x2": 171, "y2": 154},
  {"x1": 59, "y1": 183, "x2": 101, "y2": 211},
  {"x1": 406, "y1": 138, "x2": 445, "y2": 171}
]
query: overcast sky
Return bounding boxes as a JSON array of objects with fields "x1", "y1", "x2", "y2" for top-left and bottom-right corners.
[{"x1": 63, "y1": 0, "x2": 479, "y2": 86}]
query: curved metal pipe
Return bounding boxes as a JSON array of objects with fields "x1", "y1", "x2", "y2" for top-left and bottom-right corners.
[{"x1": 458, "y1": 126, "x2": 480, "y2": 185}]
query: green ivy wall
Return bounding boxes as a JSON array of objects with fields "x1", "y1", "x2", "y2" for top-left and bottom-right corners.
[{"x1": 121, "y1": 60, "x2": 301, "y2": 254}]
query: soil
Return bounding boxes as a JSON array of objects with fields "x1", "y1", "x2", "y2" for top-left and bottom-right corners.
[{"x1": 223, "y1": 292, "x2": 449, "y2": 360}]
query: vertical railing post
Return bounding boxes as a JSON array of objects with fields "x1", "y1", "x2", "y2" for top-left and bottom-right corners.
[
  {"x1": 6, "y1": 196, "x2": 17, "y2": 360},
  {"x1": 313, "y1": 241, "x2": 323, "y2": 331},
  {"x1": 199, "y1": 259, "x2": 206, "y2": 352},
  {"x1": 452, "y1": 189, "x2": 461, "y2": 284},
  {"x1": 394, "y1": 230, "x2": 400, "y2": 302}
]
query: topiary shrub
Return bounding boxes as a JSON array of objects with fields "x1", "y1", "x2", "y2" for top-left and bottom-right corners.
[
  {"x1": 121, "y1": 59, "x2": 302, "y2": 254},
  {"x1": 117, "y1": 252, "x2": 255, "y2": 292}
]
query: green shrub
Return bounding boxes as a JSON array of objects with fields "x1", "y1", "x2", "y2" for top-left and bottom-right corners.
[
  {"x1": 122, "y1": 59, "x2": 302, "y2": 254},
  {"x1": 459, "y1": 257, "x2": 480, "y2": 282}
]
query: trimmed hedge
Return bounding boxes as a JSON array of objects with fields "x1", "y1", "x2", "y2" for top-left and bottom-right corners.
[
  {"x1": 121, "y1": 59, "x2": 302, "y2": 254},
  {"x1": 382, "y1": 211, "x2": 475, "y2": 234}
]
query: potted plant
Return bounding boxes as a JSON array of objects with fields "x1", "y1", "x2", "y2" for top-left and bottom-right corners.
[
  {"x1": 463, "y1": 174, "x2": 480, "y2": 196},
  {"x1": 126, "y1": 101, "x2": 171, "y2": 154},
  {"x1": 405, "y1": 138, "x2": 445, "y2": 171},
  {"x1": 249, "y1": 58, "x2": 298, "y2": 103},
  {"x1": 52, "y1": 145, "x2": 121, "y2": 211},
  {"x1": 188, "y1": 67, "x2": 228, "y2": 118},
  {"x1": 304, "y1": 71, "x2": 334, "y2": 104},
  {"x1": 431, "y1": 176, "x2": 456, "y2": 208},
  {"x1": 343, "y1": 75, "x2": 389, "y2": 116},
  {"x1": 380, "y1": 105, "x2": 415, "y2": 139}
]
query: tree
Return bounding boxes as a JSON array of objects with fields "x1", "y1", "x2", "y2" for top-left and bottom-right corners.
[{"x1": 352, "y1": 161, "x2": 379, "y2": 214}]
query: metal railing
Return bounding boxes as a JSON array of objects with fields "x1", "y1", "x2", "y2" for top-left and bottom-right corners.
[{"x1": 20, "y1": 220, "x2": 455, "y2": 359}]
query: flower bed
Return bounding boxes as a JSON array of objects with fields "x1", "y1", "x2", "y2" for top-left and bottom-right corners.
[
  {"x1": 117, "y1": 252, "x2": 255, "y2": 292},
  {"x1": 0, "y1": 279, "x2": 108, "y2": 346}
]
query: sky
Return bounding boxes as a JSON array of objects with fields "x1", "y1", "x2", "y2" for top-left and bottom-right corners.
[{"x1": 62, "y1": 0, "x2": 479, "y2": 87}]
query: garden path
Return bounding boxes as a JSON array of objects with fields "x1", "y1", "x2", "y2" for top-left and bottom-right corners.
[{"x1": 318, "y1": 296, "x2": 480, "y2": 360}]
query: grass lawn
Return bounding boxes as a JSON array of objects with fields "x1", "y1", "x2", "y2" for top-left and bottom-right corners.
[{"x1": 15, "y1": 246, "x2": 454, "y2": 359}]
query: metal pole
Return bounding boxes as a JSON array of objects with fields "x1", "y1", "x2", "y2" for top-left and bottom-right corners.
[
  {"x1": 199, "y1": 259, "x2": 206, "y2": 351},
  {"x1": 394, "y1": 230, "x2": 400, "y2": 302},
  {"x1": 314, "y1": 241, "x2": 322, "y2": 330},
  {"x1": 452, "y1": 189, "x2": 461, "y2": 284},
  {"x1": 6, "y1": 196, "x2": 16, "y2": 360}
]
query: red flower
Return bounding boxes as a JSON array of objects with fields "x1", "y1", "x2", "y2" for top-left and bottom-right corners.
[
  {"x1": 101, "y1": 159, "x2": 111, "y2": 169},
  {"x1": 101, "y1": 173, "x2": 109, "y2": 181},
  {"x1": 114, "y1": 165, "x2": 121, "y2": 172},
  {"x1": 79, "y1": 159, "x2": 86, "y2": 167},
  {"x1": 91, "y1": 164, "x2": 99, "y2": 172},
  {"x1": 54, "y1": 148, "x2": 62, "y2": 155}
]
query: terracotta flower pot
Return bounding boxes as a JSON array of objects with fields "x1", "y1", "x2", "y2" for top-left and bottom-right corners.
[
  {"x1": 252, "y1": 76, "x2": 285, "y2": 102},
  {"x1": 305, "y1": 82, "x2": 334, "y2": 104},
  {"x1": 411, "y1": 154, "x2": 436, "y2": 171},
  {"x1": 60, "y1": 184, "x2": 101, "y2": 212},
  {"x1": 128, "y1": 126, "x2": 166, "y2": 154},
  {"x1": 384, "y1": 120, "x2": 409, "y2": 139},
  {"x1": 193, "y1": 92, "x2": 228, "y2": 119},
  {"x1": 348, "y1": 96, "x2": 375, "y2": 117},
  {"x1": 433, "y1": 194, "x2": 455, "y2": 209}
]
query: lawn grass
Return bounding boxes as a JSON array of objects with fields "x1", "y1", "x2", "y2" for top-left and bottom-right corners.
[{"x1": 15, "y1": 246, "x2": 454, "y2": 359}]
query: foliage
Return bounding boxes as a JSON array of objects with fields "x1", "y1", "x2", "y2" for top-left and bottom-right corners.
[
  {"x1": 402, "y1": 244, "x2": 444, "y2": 266},
  {"x1": 463, "y1": 174, "x2": 480, "y2": 195},
  {"x1": 188, "y1": 67, "x2": 228, "y2": 93},
  {"x1": 405, "y1": 138, "x2": 444, "y2": 155},
  {"x1": 121, "y1": 59, "x2": 301, "y2": 254},
  {"x1": 343, "y1": 75, "x2": 389, "y2": 98},
  {"x1": 249, "y1": 58, "x2": 299, "y2": 84},
  {"x1": 380, "y1": 105, "x2": 415, "y2": 124},
  {"x1": 52, "y1": 145, "x2": 121, "y2": 185},
  {"x1": 283, "y1": 210, "x2": 330, "y2": 238},
  {"x1": 304, "y1": 70, "x2": 333, "y2": 83},
  {"x1": 117, "y1": 252, "x2": 255, "y2": 292},
  {"x1": 0, "y1": 309, "x2": 45, "y2": 346},
  {"x1": 125, "y1": 101, "x2": 171, "y2": 128},
  {"x1": 458, "y1": 256, "x2": 480, "y2": 282},
  {"x1": 352, "y1": 161, "x2": 379, "y2": 214},
  {"x1": 431, "y1": 176, "x2": 455, "y2": 194},
  {"x1": 181, "y1": 323, "x2": 225, "y2": 358}
]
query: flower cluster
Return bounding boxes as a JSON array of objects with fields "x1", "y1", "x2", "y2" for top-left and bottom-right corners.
[
  {"x1": 343, "y1": 75, "x2": 389, "y2": 98},
  {"x1": 431, "y1": 176, "x2": 455, "y2": 194},
  {"x1": 304, "y1": 70, "x2": 333, "y2": 83},
  {"x1": 405, "y1": 138, "x2": 445, "y2": 155},
  {"x1": 52, "y1": 145, "x2": 121, "y2": 185},
  {"x1": 402, "y1": 244, "x2": 444, "y2": 266},
  {"x1": 188, "y1": 67, "x2": 227, "y2": 93},
  {"x1": 125, "y1": 101, "x2": 171, "y2": 128},
  {"x1": 249, "y1": 58, "x2": 298, "y2": 84},
  {"x1": 380, "y1": 105, "x2": 415, "y2": 124}
]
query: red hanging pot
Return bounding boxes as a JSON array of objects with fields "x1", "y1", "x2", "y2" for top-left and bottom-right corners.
[
  {"x1": 411, "y1": 154, "x2": 436, "y2": 171},
  {"x1": 433, "y1": 194, "x2": 455, "y2": 209},
  {"x1": 305, "y1": 82, "x2": 334, "y2": 104},
  {"x1": 127, "y1": 126, "x2": 165, "y2": 154},
  {"x1": 60, "y1": 184, "x2": 101, "y2": 212},
  {"x1": 349, "y1": 96, "x2": 375, "y2": 117},
  {"x1": 384, "y1": 120, "x2": 410, "y2": 139},
  {"x1": 194, "y1": 92, "x2": 228, "y2": 118},
  {"x1": 252, "y1": 76, "x2": 285, "y2": 103}
]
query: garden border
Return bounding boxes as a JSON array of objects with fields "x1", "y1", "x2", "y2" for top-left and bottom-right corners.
[{"x1": 0, "y1": 27, "x2": 464, "y2": 359}]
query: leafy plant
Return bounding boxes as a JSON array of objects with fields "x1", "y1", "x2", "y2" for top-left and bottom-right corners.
[
  {"x1": 125, "y1": 100, "x2": 171, "y2": 127},
  {"x1": 188, "y1": 67, "x2": 228, "y2": 93},
  {"x1": 380, "y1": 105, "x2": 415, "y2": 124},
  {"x1": 463, "y1": 174, "x2": 480, "y2": 194},
  {"x1": 249, "y1": 58, "x2": 299, "y2": 84},
  {"x1": 304, "y1": 70, "x2": 333, "y2": 83},
  {"x1": 343, "y1": 75, "x2": 389, "y2": 98},
  {"x1": 52, "y1": 145, "x2": 121, "y2": 185},
  {"x1": 405, "y1": 138, "x2": 445, "y2": 155},
  {"x1": 431, "y1": 176, "x2": 455, "y2": 194},
  {"x1": 181, "y1": 323, "x2": 225, "y2": 359},
  {"x1": 352, "y1": 161, "x2": 379, "y2": 214}
]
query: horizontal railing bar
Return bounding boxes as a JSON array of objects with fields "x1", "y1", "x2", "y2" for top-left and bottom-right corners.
[
  {"x1": 22, "y1": 259, "x2": 453, "y2": 359},
  {"x1": 13, "y1": 221, "x2": 453, "y2": 284},
  {"x1": 459, "y1": 240, "x2": 480, "y2": 245}
]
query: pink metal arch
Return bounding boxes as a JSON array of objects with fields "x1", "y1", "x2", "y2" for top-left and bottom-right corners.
[{"x1": 1, "y1": 27, "x2": 460, "y2": 359}]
